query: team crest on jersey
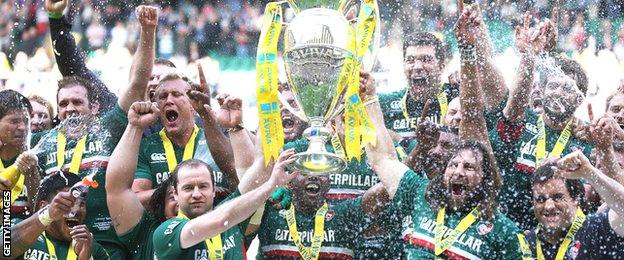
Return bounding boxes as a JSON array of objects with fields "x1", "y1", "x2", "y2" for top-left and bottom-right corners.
[
  {"x1": 390, "y1": 100, "x2": 401, "y2": 110},
  {"x1": 325, "y1": 210, "x2": 335, "y2": 221},
  {"x1": 477, "y1": 221, "x2": 493, "y2": 235},
  {"x1": 568, "y1": 240, "x2": 581, "y2": 259},
  {"x1": 279, "y1": 209, "x2": 286, "y2": 218}
]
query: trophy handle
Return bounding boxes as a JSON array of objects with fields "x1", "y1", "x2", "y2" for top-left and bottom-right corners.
[{"x1": 277, "y1": 91, "x2": 308, "y2": 122}]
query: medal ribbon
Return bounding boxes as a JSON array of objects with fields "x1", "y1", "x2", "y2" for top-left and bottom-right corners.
[
  {"x1": 536, "y1": 207, "x2": 586, "y2": 260},
  {"x1": 177, "y1": 212, "x2": 223, "y2": 260},
  {"x1": 57, "y1": 132, "x2": 88, "y2": 174},
  {"x1": 434, "y1": 207, "x2": 480, "y2": 256},
  {"x1": 43, "y1": 232, "x2": 77, "y2": 260},
  {"x1": 286, "y1": 202, "x2": 328, "y2": 260},
  {"x1": 256, "y1": 3, "x2": 284, "y2": 165},
  {"x1": 535, "y1": 116, "x2": 573, "y2": 165},
  {"x1": 400, "y1": 84, "x2": 448, "y2": 128},
  {"x1": 159, "y1": 125, "x2": 199, "y2": 172}
]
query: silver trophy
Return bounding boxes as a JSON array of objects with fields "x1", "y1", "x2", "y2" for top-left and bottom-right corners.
[{"x1": 280, "y1": 0, "x2": 380, "y2": 175}]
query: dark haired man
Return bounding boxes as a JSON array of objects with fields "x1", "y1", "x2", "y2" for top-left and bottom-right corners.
[
  {"x1": 31, "y1": 5, "x2": 157, "y2": 258},
  {"x1": 517, "y1": 152, "x2": 624, "y2": 259},
  {"x1": 492, "y1": 13, "x2": 592, "y2": 230},
  {"x1": 379, "y1": 6, "x2": 507, "y2": 139},
  {"x1": 8, "y1": 173, "x2": 110, "y2": 259}
]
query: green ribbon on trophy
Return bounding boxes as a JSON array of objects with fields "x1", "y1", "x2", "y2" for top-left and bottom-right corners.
[
  {"x1": 256, "y1": 2, "x2": 285, "y2": 164},
  {"x1": 256, "y1": 0, "x2": 379, "y2": 172}
]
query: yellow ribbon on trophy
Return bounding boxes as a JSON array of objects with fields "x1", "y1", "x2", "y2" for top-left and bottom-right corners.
[
  {"x1": 341, "y1": 0, "x2": 378, "y2": 160},
  {"x1": 256, "y1": 2, "x2": 284, "y2": 165}
]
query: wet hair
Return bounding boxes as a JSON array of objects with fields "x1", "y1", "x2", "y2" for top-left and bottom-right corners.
[
  {"x1": 402, "y1": 32, "x2": 446, "y2": 67},
  {"x1": 156, "y1": 73, "x2": 192, "y2": 91},
  {"x1": 606, "y1": 91, "x2": 624, "y2": 111},
  {"x1": 425, "y1": 139, "x2": 502, "y2": 220},
  {"x1": 154, "y1": 58, "x2": 176, "y2": 68},
  {"x1": 28, "y1": 94, "x2": 54, "y2": 118},
  {"x1": 35, "y1": 172, "x2": 82, "y2": 210},
  {"x1": 555, "y1": 56, "x2": 588, "y2": 96},
  {"x1": 531, "y1": 162, "x2": 584, "y2": 202},
  {"x1": 148, "y1": 177, "x2": 173, "y2": 223},
  {"x1": 57, "y1": 76, "x2": 98, "y2": 105},
  {"x1": 170, "y1": 159, "x2": 214, "y2": 192},
  {"x1": 0, "y1": 90, "x2": 32, "y2": 120}
]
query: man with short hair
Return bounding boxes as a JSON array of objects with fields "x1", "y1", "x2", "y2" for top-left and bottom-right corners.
[
  {"x1": 8, "y1": 173, "x2": 110, "y2": 259},
  {"x1": 131, "y1": 72, "x2": 238, "y2": 206},
  {"x1": 518, "y1": 152, "x2": 624, "y2": 259},
  {"x1": 31, "y1": 5, "x2": 157, "y2": 258}
]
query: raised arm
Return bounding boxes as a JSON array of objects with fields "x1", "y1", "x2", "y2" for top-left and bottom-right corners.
[
  {"x1": 14, "y1": 152, "x2": 40, "y2": 210},
  {"x1": 362, "y1": 72, "x2": 408, "y2": 198},
  {"x1": 503, "y1": 13, "x2": 548, "y2": 122},
  {"x1": 117, "y1": 6, "x2": 157, "y2": 112},
  {"x1": 404, "y1": 101, "x2": 438, "y2": 172},
  {"x1": 106, "y1": 102, "x2": 160, "y2": 235},
  {"x1": 45, "y1": 0, "x2": 117, "y2": 112},
  {"x1": 556, "y1": 151, "x2": 624, "y2": 237},
  {"x1": 188, "y1": 87, "x2": 238, "y2": 193},
  {"x1": 9, "y1": 191, "x2": 75, "y2": 259},
  {"x1": 236, "y1": 133, "x2": 278, "y2": 194},
  {"x1": 177, "y1": 151, "x2": 297, "y2": 248},
  {"x1": 589, "y1": 115, "x2": 624, "y2": 184},
  {"x1": 470, "y1": 4, "x2": 508, "y2": 111}
]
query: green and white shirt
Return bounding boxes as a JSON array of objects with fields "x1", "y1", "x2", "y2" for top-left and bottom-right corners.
[
  {"x1": 31, "y1": 105, "x2": 129, "y2": 258},
  {"x1": 490, "y1": 109, "x2": 593, "y2": 229},
  {"x1": 152, "y1": 190, "x2": 247, "y2": 260},
  {"x1": 255, "y1": 198, "x2": 368, "y2": 259},
  {"x1": 391, "y1": 170, "x2": 523, "y2": 259},
  {"x1": 118, "y1": 212, "x2": 161, "y2": 260},
  {"x1": 135, "y1": 127, "x2": 231, "y2": 202},
  {"x1": 18, "y1": 233, "x2": 110, "y2": 260}
]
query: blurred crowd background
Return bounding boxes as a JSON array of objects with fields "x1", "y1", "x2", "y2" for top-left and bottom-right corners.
[{"x1": 2, "y1": 0, "x2": 624, "y2": 127}]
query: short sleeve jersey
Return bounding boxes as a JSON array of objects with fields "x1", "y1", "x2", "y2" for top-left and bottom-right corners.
[
  {"x1": 489, "y1": 109, "x2": 593, "y2": 229},
  {"x1": 118, "y1": 212, "x2": 161, "y2": 260},
  {"x1": 152, "y1": 190, "x2": 248, "y2": 259},
  {"x1": 31, "y1": 105, "x2": 128, "y2": 257},
  {"x1": 524, "y1": 211, "x2": 624, "y2": 259},
  {"x1": 283, "y1": 139, "x2": 379, "y2": 201},
  {"x1": 18, "y1": 233, "x2": 110, "y2": 260},
  {"x1": 135, "y1": 127, "x2": 231, "y2": 202},
  {"x1": 256, "y1": 198, "x2": 369, "y2": 259},
  {"x1": 391, "y1": 170, "x2": 523, "y2": 259},
  {"x1": 378, "y1": 84, "x2": 460, "y2": 138}
]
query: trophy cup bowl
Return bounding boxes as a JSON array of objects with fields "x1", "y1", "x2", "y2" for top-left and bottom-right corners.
[{"x1": 283, "y1": 8, "x2": 352, "y2": 175}]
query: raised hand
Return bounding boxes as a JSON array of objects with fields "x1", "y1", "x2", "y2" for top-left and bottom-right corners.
[
  {"x1": 589, "y1": 116, "x2": 616, "y2": 150},
  {"x1": 269, "y1": 149, "x2": 299, "y2": 187},
  {"x1": 359, "y1": 71, "x2": 376, "y2": 100},
  {"x1": 544, "y1": 7, "x2": 559, "y2": 52},
  {"x1": 554, "y1": 150, "x2": 594, "y2": 180},
  {"x1": 48, "y1": 190, "x2": 76, "y2": 221},
  {"x1": 214, "y1": 93, "x2": 244, "y2": 128},
  {"x1": 128, "y1": 102, "x2": 160, "y2": 129},
  {"x1": 15, "y1": 152, "x2": 37, "y2": 174},
  {"x1": 136, "y1": 5, "x2": 158, "y2": 29},
  {"x1": 188, "y1": 90, "x2": 213, "y2": 119},
  {"x1": 454, "y1": 4, "x2": 480, "y2": 45},
  {"x1": 71, "y1": 225, "x2": 94, "y2": 260},
  {"x1": 45, "y1": 0, "x2": 68, "y2": 14},
  {"x1": 514, "y1": 12, "x2": 548, "y2": 55},
  {"x1": 196, "y1": 63, "x2": 210, "y2": 95},
  {"x1": 415, "y1": 99, "x2": 438, "y2": 150}
]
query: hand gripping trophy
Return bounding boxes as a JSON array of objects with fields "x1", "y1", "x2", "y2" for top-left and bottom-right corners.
[{"x1": 256, "y1": 0, "x2": 380, "y2": 175}]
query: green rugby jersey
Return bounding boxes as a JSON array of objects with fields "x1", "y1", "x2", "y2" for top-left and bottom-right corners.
[
  {"x1": 392, "y1": 170, "x2": 523, "y2": 259},
  {"x1": 18, "y1": 233, "x2": 110, "y2": 260},
  {"x1": 378, "y1": 83, "x2": 460, "y2": 138},
  {"x1": 152, "y1": 190, "x2": 248, "y2": 260},
  {"x1": 135, "y1": 127, "x2": 231, "y2": 202},
  {"x1": 31, "y1": 105, "x2": 129, "y2": 258},
  {"x1": 255, "y1": 198, "x2": 368, "y2": 259},
  {"x1": 118, "y1": 212, "x2": 161, "y2": 260},
  {"x1": 490, "y1": 109, "x2": 592, "y2": 230}
]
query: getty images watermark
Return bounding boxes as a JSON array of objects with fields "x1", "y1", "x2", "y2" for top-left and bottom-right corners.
[{"x1": 2, "y1": 190, "x2": 10, "y2": 257}]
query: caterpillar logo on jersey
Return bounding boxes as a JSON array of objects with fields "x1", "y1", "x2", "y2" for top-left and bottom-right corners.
[
  {"x1": 151, "y1": 153, "x2": 166, "y2": 162},
  {"x1": 164, "y1": 220, "x2": 181, "y2": 235}
]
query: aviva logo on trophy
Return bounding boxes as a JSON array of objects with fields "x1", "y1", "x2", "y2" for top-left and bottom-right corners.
[{"x1": 255, "y1": 0, "x2": 380, "y2": 175}]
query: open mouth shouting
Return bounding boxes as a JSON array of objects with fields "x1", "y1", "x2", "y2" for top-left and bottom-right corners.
[
  {"x1": 65, "y1": 217, "x2": 81, "y2": 228},
  {"x1": 410, "y1": 75, "x2": 429, "y2": 86},
  {"x1": 450, "y1": 182, "x2": 466, "y2": 199},
  {"x1": 283, "y1": 115, "x2": 295, "y2": 133},
  {"x1": 304, "y1": 182, "x2": 321, "y2": 196},
  {"x1": 540, "y1": 210, "x2": 562, "y2": 226},
  {"x1": 164, "y1": 109, "x2": 180, "y2": 126}
]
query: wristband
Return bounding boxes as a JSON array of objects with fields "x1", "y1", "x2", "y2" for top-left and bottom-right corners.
[
  {"x1": 458, "y1": 43, "x2": 477, "y2": 63},
  {"x1": 48, "y1": 12, "x2": 64, "y2": 19},
  {"x1": 37, "y1": 205, "x2": 53, "y2": 226}
]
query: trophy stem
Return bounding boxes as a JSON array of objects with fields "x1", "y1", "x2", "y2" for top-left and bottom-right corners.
[{"x1": 288, "y1": 119, "x2": 346, "y2": 175}]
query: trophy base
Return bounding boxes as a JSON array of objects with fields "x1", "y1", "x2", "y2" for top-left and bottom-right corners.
[{"x1": 288, "y1": 151, "x2": 346, "y2": 175}]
